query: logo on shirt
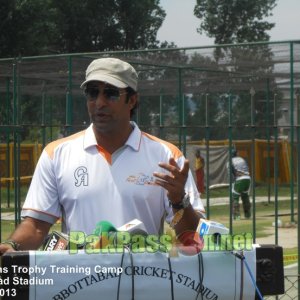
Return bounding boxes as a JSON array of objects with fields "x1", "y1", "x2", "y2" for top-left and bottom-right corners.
[
  {"x1": 74, "y1": 166, "x2": 88, "y2": 187},
  {"x1": 126, "y1": 173, "x2": 156, "y2": 186}
]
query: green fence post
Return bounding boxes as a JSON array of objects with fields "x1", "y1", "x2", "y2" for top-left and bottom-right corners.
[
  {"x1": 250, "y1": 87, "x2": 256, "y2": 241},
  {"x1": 5, "y1": 77, "x2": 11, "y2": 208},
  {"x1": 273, "y1": 91, "x2": 279, "y2": 245},
  {"x1": 296, "y1": 88, "x2": 300, "y2": 292},
  {"x1": 182, "y1": 93, "x2": 187, "y2": 156},
  {"x1": 66, "y1": 56, "x2": 73, "y2": 135},
  {"x1": 205, "y1": 93, "x2": 210, "y2": 219},
  {"x1": 228, "y1": 92, "x2": 233, "y2": 234},
  {"x1": 159, "y1": 89, "x2": 164, "y2": 139},
  {"x1": 266, "y1": 78, "x2": 271, "y2": 204},
  {"x1": 12, "y1": 61, "x2": 21, "y2": 225},
  {"x1": 289, "y1": 42, "x2": 295, "y2": 223},
  {"x1": 41, "y1": 83, "x2": 46, "y2": 148},
  {"x1": 177, "y1": 68, "x2": 183, "y2": 152}
]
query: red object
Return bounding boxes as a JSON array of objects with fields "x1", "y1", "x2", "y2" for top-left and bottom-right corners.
[
  {"x1": 177, "y1": 230, "x2": 204, "y2": 255},
  {"x1": 195, "y1": 168, "x2": 205, "y2": 194}
]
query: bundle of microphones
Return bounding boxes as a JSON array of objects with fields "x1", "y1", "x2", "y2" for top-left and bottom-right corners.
[
  {"x1": 43, "y1": 218, "x2": 229, "y2": 255},
  {"x1": 43, "y1": 219, "x2": 150, "y2": 252}
]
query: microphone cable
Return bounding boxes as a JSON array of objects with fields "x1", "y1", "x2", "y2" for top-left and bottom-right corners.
[
  {"x1": 194, "y1": 251, "x2": 204, "y2": 300},
  {"x1": 233, "y1": 254, "x2": 237, "y2": 300},
  {"x1": 117, "y1": 245, "x2": 135, "y2": 300},
  {"x1": 167, "y1": 256, "x2": 175, "y2": 300},
  {"x1": 231, "y1": 251, "x2": 264, "y2": 300},
  {"x1": 239, "y1": 253, "x2": 244, "y2": 300},
  {"x1": 231, "y1": 251, "x2": 244, "y2": 300}
]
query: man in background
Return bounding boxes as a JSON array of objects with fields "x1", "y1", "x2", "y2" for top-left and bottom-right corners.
[
  {"x1": 194, "y1": 148, "x2": 205, "y2": 194},
  {"x1": 228, "y1": 149, "x2": 251, "y2": 220}
]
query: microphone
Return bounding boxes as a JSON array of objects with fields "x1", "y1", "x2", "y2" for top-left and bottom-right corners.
[
  {"x1": 43, "y1": 231, "x2": 86, "y2": 251},
  {"x1": 91, "y1": 219, "x2": 149, "y2": 251},
  {"x1": 176, "y1": 219, "x2": 229, "y2": 256},
  {"x1": 43, "y1": 231, "x2": 69, "y2": 251},
  {"x1": 197, "y1": 219, "x2": 229, "y2": 249},
  {"x1": 117, "y1": 219, "x2": 147, "y2": 234},
  {"x1": 92, "y1": 221, "x2": 118, "y2": 249}
]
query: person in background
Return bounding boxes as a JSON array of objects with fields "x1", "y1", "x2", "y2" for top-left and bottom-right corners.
[
  {"x1": 194, "y1": 148, "x2": 205, "y2": 194},
  {"x1": 0, "y1": 57, "x2": 205, "y2": 254},
  {"x1": 228, "y1": 149, "x2": 251, "y2": 220}
]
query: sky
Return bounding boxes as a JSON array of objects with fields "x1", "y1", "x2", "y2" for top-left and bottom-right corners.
[{"x1": 157, "y1": 0, "x2": 300, "y2": 47}]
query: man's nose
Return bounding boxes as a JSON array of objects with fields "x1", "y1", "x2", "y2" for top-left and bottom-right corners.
[{"x1": 95, "y1": 91, "x2": 108, "y2": 108}]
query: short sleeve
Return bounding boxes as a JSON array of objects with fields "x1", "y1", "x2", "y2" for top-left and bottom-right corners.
[{"x1": 21, "y1": 150, "x2": 61, "y2": 224}]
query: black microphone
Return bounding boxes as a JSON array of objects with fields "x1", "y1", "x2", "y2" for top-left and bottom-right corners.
[
  {"x1": 43, "y1": 231, "x2": 69, "y2": 251},
  {"x1": 43, "y1": 231, "x2": 86, "y2": 251}
]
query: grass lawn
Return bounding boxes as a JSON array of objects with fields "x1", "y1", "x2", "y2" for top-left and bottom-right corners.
[{"x1": 1, "y1": 184, "x2": 298, "y2": 265}]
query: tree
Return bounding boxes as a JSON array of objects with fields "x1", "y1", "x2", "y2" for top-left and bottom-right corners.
[
  {"x1": 192, "y1": 0, "x2": 280, "y2": 141},
  {"x1": 0, "y1": 0, "x2": 166, "y2": 57},
  {"x1": 114, "y1": 0, "x2": 166, "y2": 50},
  {"x1": 0, "y1": 0, "x2": 168, "y2": 142},
  {"x1": 194, "y1": 0, "x2": 277, "y2": 45},
  {"x1": 0, "y1": 0, "x2": 56, "y2": 58},
  {"x1": 50, "y1": 0, "x2": 166, "y2": 52}
]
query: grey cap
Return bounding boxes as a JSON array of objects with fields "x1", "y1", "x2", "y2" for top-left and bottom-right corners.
[{"x1": 80, "y1": 57, "x2": 138, "y2": 91}]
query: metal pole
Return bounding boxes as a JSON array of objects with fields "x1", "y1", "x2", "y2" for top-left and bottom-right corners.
[
  {"x1": 266, "y1": 79, "x2": 271, "y2": 204},
  {"x1": 177, "y1": 68, "x2": 183, "y2": 152},
  {"x1": 5, "y1": 77, "x2": 11, "y2": 207},
  {"x1": 296, "y1": 88, "x2": 300, "y2": 287},
  {"x1": 66, "y1": 56, "x2": 73, "y2": 135},
  {"x1": 289, "y1": 42, "x2": 295, "y2": 222},
  {"x1": 41, "y1": 83, "x2": 46, "y2": 148},
  {"x1": 273, "y1": 91, "x2": 279, "y2": 245},
  {"x1": 12, "y1": 61, "x2": 21, "y2": 225},
  {"x1": 182, "y1": 94, "x2": 187, "y2": 156},
  {"x1": 159, "y1": 90, "x2": 164, "y2": 139},
  {"x1": 228, "y1": 93, "x2": 233, "y2": 234},
  {"x1": 250, "y1": 87, "x2": 256, "y2": 241},
  {"x1": 205, "y1": 93, "x2": 210, "y2": 218}
]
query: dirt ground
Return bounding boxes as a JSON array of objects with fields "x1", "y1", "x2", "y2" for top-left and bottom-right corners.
[{"x1": 256, "y1": 226, "x2": 298, "y2": 249}]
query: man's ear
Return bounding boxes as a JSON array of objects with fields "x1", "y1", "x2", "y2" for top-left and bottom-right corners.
[{"x1": 128, "y1": 93, "x2": 138, "y2": 109}]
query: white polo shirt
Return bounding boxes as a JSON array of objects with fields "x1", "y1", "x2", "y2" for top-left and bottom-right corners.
[{"x1": 22, "y1": 122, "x2": 205, "y2": 235}]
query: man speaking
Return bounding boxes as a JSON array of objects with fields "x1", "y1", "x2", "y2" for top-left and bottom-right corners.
[{"x1": 0, "y1": 57, "x2": 205, "y2": 254}]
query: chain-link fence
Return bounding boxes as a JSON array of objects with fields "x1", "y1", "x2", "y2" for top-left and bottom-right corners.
[
  {"x1": 265, "y1": 275, "x2": 298, "y2": 299},
  {"x1": 0, "y1": 40, "x2": 300, "y2": 298}
]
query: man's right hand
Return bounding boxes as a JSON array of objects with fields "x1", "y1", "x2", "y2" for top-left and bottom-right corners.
[
  {"x1": 0, "y1": 242, "x2": 17, "y2": 255},
  {"x1": 0, "y1": 217, "x2": 52, "y2": 256}
]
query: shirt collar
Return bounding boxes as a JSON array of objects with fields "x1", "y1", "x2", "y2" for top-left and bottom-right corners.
[
  {"x1": 125, "y1": 121, "x2": 141, "y2": 151},
  {"x1": 83, "y1": 121, "x2": 141, "y2": 152}
]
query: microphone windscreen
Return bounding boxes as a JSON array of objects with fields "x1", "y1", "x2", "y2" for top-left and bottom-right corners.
[
  {"x1": 93, "y1": 221, "x2": 117, "y2": 236},
  {"x1": 92, "y1": 221, "x2": 118, "y2": 249}
]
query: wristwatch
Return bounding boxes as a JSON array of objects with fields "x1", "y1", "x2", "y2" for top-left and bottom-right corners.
[
  {"x1": 0, "y1": 240, "x2": 20, "y2": 251},
  {"x1": 170, "y1": 193, "x2": 190, "y2": 210}
]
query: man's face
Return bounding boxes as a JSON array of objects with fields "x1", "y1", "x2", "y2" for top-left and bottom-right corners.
[{"x1": 85, "y1": 81, "x2": 136, "y2": 134}]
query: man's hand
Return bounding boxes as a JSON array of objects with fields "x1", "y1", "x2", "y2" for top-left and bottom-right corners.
[
  {"x1": 153, "y1": 157, "x2": 189, "y2": 205},
  {"x1": 0, "y1": 243, "x2": 16, "y2": 256},
  {"x1": 0, "y1": 217, "x2": 51, "y2": 256}
]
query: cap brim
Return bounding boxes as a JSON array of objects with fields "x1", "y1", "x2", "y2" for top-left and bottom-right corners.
[{"x1": 80, "y1": 73, "x2": 128, "y2": 89}]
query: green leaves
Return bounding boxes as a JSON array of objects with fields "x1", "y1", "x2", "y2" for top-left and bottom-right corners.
[
  {"x1": 0, "y1": 0, "x2": 166, "y2": 57},
  {"x1": 194, "y1": 0, "x2": 277, "y2": 44}
]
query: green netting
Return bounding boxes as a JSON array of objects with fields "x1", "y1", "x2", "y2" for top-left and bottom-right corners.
[{"x1": 1, "y1": 41, "x2": 299, "y2": 140}]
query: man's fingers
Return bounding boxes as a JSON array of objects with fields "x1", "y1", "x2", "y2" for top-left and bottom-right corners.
[
  {"x1": 158, "y1": 158, "x2": 189, "y2": 175},
  {"x1": 181, "y1": 159, "x2": 190, "y2": 176},
  {"x1": 153, "y1": 172, "x2": 176, "y2": 184}
]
